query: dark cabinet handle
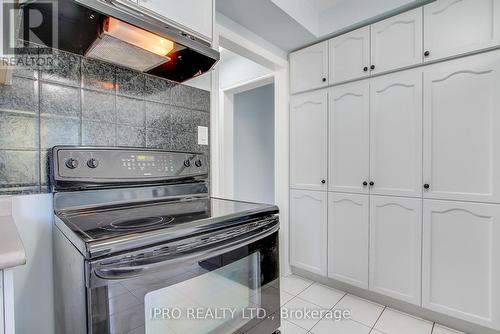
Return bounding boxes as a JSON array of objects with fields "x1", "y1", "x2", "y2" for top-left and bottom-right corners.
[
  {"x1": 363, "y1": 181, "x2": 368, "y2": 186},
  {"x1": 370, "y1": 65, "x2": 375, "y2": 70},
  {"x1": 424, "y1": 51, "x2": 430, "y2": 57},
  {"x1": 424, "y1": 184, "x2": 430, "y2": 189},
  {"x1": 363, "y1": 67, "x2": 368, "y2": 72},
  {"x1": 369, "y1": 181, "x2": 374, "y2": 186},
  {"x1": 321, "y1": 180, "x2": 326, "y2": 184},
  {"x1": 322, "y1": 78, "x2": 327, "y2": 82}
]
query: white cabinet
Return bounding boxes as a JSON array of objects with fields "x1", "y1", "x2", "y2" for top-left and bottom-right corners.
[
  {"x1": 138, "y1": 0, "x2": 213, "y2": 40},
  {"x1": 328, "y1": 193, "x2": 369, "y2": 289},
  {"x1": 370, "y1": 69, "x2": 422, "y2": 197},
  {"x1": 328, "y1": 80, "x2": 370, "y2": 194},
  {"x1": 423, "y1": 0, "x2": 500, "y2": 61},
  {"x1": 329, "y1": 27, "x2": 370, "y2": 84},
  {"x1": 0, "y1": 270, "x2": 14, "y2": 334},
  {"x1": 290, "y1": 42, "x2": 329, "y2": 94},
  {"x1": 423, "y1": 51, "x2": 500, "y2": 203},
  {"x1": 290, "y1": 190, "x2": 328, "y2": 275},
  {"x1": 422, "y1": 200, "x2": 500, "y2": 330},
  {"x1": 290, "y1": 91, "x2": 328, "y2": 191},
  {"x1": 371, "y1": 8, "x2": 423, "y2": 73},
  {"x1": 369, "y1": 196, "x2": 422, "y2": 305}
]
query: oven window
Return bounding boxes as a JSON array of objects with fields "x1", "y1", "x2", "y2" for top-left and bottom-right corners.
[
  {"x1": 89, "y1": 231, "x2": 280, "y2": 334},
  {"x1": 145, "y1": 252, "x2": 260, "y2": 334}
]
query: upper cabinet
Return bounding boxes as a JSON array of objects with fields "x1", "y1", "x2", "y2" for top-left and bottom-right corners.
[
  {"x1": 371, "y1": 8, "x2": 423, "y2": 74},
  {"x1": 370, "y1": 69, "x2": 423, "y2": 198},
  {"x1": 423, "y1": 51, "x2": 500, "y2": 203},
  {"x1": 138, "y1": 0, "x2": 213, "y2": 40},
  {"x1": 423, "y1": 0, "x2": 500, "y2": 61},
  {"x1": 328, "y1": 80, "x2": 370, "y2": 194},
  {"x1": 290, "y1": 91, "x2": 328, "y2": 191},
  {"x1": 290, "y1": 42, "x2": 329, "y2": 94},
  {"x1": 329, "y1": 27, "x2": 371, "y2": 84}
]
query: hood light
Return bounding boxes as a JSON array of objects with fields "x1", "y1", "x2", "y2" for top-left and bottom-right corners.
[{"x1": 104, "y1": 17, "x2": 174, "y2": 56}]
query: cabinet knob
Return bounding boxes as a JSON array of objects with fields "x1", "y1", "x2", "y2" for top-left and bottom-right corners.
[
  {"x1": 321, "y1": 180, "x2": 326, "y2": 184},
  {"x1": 322, "y1": 77, "x2": 327, "y2": 82},
  {"x1": 363, "y1": 67, "x2": 368, "y2": 72},
  {"x1": 370, "y1": 65, "x2": 375, "y2": 70},
  {"x1": 369, "y1": 181, "x2": 374, "y2": 186},
  {"x1": 424, "y1": 50, "x2": 430, "y2": 57},
  {"x1": 424, "y1": 184, "x2": 430, "y2": 189},
  {"x1": 363, "y1": 181, "x2": 368, "y2": 186}
]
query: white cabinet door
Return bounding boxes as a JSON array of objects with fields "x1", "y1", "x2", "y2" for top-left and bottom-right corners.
[
  {"x1": 329, "y1": 81, "x2": 370, "y2": 194},
  {"x1": 423, "y1": 51, "x2": 500, "y2": 203},
  {"x1": 328, "y1": 193, "x2": 369, "y2": 289},
  {"x1": 290, "y1": 91, "x2": 328, "y2": 191},
  {"x1": 423, "y1": 200, "x2": 500, "y2": 330},
  {"x1": 290, "y1": 190, "x2": 328, "y2": 275},
  {"x1": 329, "y1": 27, "x2": 370, "y2": 84},
  {"x1": 371, "y1": 8, "x2": 423, "y2": 74},
  {"x1": 369, "y1": 196, "x2": 422, "y2": 305},
  {"x1": 423, "y1": 0, "x2": 500, "y2": 61},
  {"x1": 370, "y1": 69, "x2": 423, "y2": 197},
  {"x1": 138, "y1": 0, "x2": 213, "y2": 40},
  {"x1": 290, "y1": 42, "x2": 329, "y2": 94}
]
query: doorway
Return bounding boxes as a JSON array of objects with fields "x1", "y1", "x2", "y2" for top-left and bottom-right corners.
[{"x1": 233, "y1": 83, "x2": 275, "y2": 203}]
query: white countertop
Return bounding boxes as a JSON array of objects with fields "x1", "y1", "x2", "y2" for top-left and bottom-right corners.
[{"x1": 0, "y1": 196, "x2": 26, "y2": 270}]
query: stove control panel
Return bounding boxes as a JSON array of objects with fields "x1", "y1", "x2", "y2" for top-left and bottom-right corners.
[{"x1": 52, "y1": 147, "x2": 208, "y2": 182}]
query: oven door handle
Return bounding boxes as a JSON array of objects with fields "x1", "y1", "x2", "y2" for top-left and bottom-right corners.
[{"x1": 90, "y1": 220, "x2": 279, "y2": 282}]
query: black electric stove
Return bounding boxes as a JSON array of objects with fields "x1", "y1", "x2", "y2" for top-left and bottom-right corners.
[{"x1": 50, "y1": 146, "x2": 281, "y2": 334}]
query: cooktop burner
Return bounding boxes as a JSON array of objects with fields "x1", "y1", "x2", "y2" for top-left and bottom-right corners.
[
  {"x1": 55, "y1": 197, "x2": 277, "y2": 244},
  {"x1": 104, "y1": 216, "x2": 174, "y2": 231}
]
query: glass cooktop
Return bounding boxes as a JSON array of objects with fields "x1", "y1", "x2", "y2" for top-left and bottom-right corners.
[{"x1": 56, "y1": 197, "x2": 278, "y2": 243}]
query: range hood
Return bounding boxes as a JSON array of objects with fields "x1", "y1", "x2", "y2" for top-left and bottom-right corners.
[{"x1": 19, "y1": 0, "x2": 219, "y2": 82}]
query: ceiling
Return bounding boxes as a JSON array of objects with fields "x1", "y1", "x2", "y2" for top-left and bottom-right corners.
[
  {"x1": 307, "y1": 0, "x2": 347, "y2": 11},
  {"x1": 216, "y1": 0, "x2": 421, "y2": 52},
  {"x1": 216, "y1": 0, "x2": 317, "y2": 52}
]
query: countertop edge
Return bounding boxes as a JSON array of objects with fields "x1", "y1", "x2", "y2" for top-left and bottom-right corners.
[{"x1": 0, "y1": 197, "x2": 27, "y2": 270}]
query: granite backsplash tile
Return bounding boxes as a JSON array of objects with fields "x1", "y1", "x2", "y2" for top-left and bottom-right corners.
[{"x1": 0, "y1": 46, "x2": 210, "y2": 195}]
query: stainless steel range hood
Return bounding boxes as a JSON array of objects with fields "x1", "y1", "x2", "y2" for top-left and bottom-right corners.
[{"x1": 19, "y1": 0, "x2": 219, "y2": 82}]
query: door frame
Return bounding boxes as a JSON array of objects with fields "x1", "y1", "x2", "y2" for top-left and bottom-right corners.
[
  {"x1": 219, "y1": 74, "x2": 274, "y2": 199},
  {"x1": 210, "y1": 16, "x2": 291, "y2": 275}
]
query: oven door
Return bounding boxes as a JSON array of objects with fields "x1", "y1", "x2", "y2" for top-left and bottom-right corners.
[{"x1": 86, "y1": 217, "x2": 280, "y2": 334}]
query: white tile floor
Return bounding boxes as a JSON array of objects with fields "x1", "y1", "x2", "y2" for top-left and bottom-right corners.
[{"x1": 277, "y1": 275, "x2": 466, "y2": 334}]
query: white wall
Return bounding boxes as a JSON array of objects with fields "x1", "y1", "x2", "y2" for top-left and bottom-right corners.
[
  {"x1": 184, "y1": 72, "x2": 212, "y2": 91},
  {"x1": 233, "y1": 84, "x2": 275, "y2": 204},
  {"x1": 219, "y1": 50, "x2": 272, "y2": 89},
  {"x1": 11, "y1": 194, "x2": 54, "y2": 334}
]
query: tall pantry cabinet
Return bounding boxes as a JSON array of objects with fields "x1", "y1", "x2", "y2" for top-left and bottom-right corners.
[{"x1": 289, "y1": 0, "x2": 500, "y2": 330}]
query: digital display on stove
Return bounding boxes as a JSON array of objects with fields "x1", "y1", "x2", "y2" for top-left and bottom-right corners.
[{"x1": 137, "y1": 155, "x2": 156, "y2": 162}]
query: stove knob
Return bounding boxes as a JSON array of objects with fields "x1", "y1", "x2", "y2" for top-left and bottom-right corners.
[
  {"x1": 195, "y1": 159, "x2": 202, "y2": 167},
  {"x1": 65, "y1": 158, "x2": 79, "y2": 169},
  {"x1": 184, "y1": 159, "x2": 191, "y2": 167},
  {"x1": 87, "y1": 158, "x2": 99, "y2": 169}
]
